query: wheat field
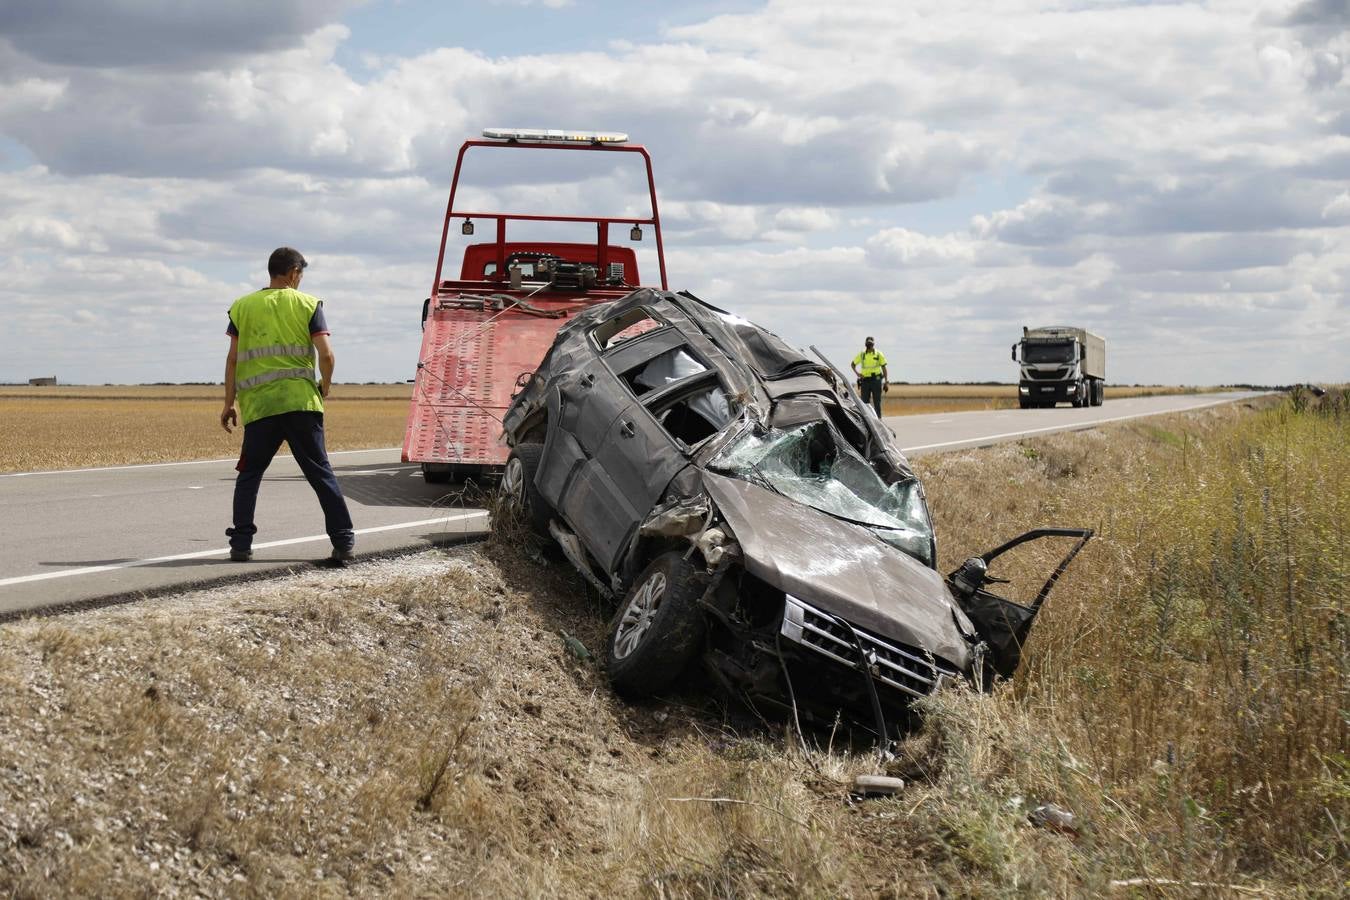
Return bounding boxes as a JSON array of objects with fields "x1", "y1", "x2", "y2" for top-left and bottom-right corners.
[{"x1": 0, "y1": 382, "x2": 1208, "y2": 473}]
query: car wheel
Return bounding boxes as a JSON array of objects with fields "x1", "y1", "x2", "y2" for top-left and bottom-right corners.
[
  {"x1": 606, "y1": 551, "x2": 708, "y2": 697},
  {"x1": 501, "y1": 443, "x2": 552, "y2": 537}
]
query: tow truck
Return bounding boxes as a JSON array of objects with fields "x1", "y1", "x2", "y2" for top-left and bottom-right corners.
[{"x1": 402, "y1": 128, "x2": 668, "y2": 482}]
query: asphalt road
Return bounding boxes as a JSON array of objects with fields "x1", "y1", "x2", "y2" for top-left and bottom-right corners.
[{"x1": 0, "y1": 391, "x2": 1264, "y2": 617}]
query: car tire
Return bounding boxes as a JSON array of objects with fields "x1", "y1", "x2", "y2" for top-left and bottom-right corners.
[
  {"x1": 501, "y1": 443, "x2": 552, "y2": 537},
  {"x1": 605, "y1": 551, "x2": 708, "y2": 697}
]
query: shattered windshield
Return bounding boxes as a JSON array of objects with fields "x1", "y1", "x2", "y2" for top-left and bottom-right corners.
[
  {"x1": 1023, "y1": 342, "x2": 1075, "y2": 364},
  {"x1": 709, "y1": 421, "x2": 934, "y2": 566}
]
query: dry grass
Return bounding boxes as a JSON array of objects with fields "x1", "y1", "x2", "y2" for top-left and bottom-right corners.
[
  {"x1": 1, "y1": 390, "x2": 1343, "y2": 897},
  {"x1": 0, "y1": 385, "x2": 411, "y2": 472},
  {"x1": 1, "y1": 382, "x2": 1212, "y2": 473}
]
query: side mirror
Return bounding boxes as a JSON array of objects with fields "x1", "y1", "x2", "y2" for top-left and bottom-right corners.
[
  {"x1": 1010, "y1": 344, "x2": 1017, "y2": 362},
  {"x1": 950, "y1": 556, "x2": 987, "y2": 598}
]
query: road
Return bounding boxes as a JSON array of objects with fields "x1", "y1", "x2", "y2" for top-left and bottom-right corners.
[{"x1": 0, "y1": 391, "x2": 1264, "y2": 617}]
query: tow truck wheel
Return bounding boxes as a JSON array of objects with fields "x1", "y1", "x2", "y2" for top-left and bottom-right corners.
[
  {"x1": 501, "y1": 443, "x2": 552, "y2": 537},
  {"x1": 606, "y1": 551, "x2": 708, "y2": 698},
  {"x1": 422, "y1": 463, "x2": 451, "y2": 483},
  {"x1": 423, "y1": 462, "x2": 490, "y2": 484}
]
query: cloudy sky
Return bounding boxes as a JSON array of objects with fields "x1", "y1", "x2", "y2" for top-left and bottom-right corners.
[{"x1": 1, "y1": 0, "x2": 1346, "y2": 386}]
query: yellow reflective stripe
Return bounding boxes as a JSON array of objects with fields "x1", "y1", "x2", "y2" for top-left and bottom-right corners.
[
  {"x1": 238, "y1": 368, "x2": 315, "y2": 391},
  {"x1": 238, "y1": 343, "x2": 312, "y2": 363}
]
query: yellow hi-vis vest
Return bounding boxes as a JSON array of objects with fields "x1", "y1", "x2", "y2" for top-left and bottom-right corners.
[
  {"x1": 853, "y1": 349, "x2": 887, "y2": 377},
  {"x1": 229, "y1": 287, "x2": 325, "y2": 426}
]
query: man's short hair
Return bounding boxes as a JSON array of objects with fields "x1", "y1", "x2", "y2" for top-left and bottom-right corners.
[
  {"x1": 268, "y1": 247, "x2": 308, "y2": 277},
  {"x1": 865, "y1": 336, "x2": 875, "y2": 343}
]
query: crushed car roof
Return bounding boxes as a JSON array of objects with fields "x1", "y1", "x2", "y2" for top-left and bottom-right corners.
[{"x1": 504, "y1": 287, "x2": 918, "y2": 484}]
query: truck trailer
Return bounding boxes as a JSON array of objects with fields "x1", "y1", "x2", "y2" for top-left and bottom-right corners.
[{"x1": 1012, "y1": 326, "x2": 1105, "y2": 408}]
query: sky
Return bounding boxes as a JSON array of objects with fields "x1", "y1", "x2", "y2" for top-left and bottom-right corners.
[{"x1": 0, "y1": 0, "x2": 1346, "y2": 387}]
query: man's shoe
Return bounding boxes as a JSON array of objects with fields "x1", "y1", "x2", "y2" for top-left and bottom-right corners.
[
  {"x1": 229, "y1": 549, "x2": 252, "y2": 562},
  {"x1": 330, "y1": 547, "x2": 355, "y2": 563}
]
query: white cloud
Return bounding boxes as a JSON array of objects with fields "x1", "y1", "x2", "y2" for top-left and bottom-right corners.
[
  {"x1": 1, "y1": 0, "x2": 1348, "y2": 386},
  {"x1": 864, "y1": 228, "x2": 977, "y2": 268},
  {"x1": 1322, "y1": 190, "x2": 1350, "y2": 220}
]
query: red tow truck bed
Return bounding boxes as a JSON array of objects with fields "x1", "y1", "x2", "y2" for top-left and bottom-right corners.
[{"x1": 401, "y1": 132, "x2": 667, "y2": 482}]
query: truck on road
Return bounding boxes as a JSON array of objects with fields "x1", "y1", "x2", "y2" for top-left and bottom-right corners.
[{"x1": 1012, "y1": 325, "x2": 1106, "y2": 408}]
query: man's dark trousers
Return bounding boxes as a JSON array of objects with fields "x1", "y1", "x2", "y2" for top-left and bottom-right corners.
[
  {"x1": 860, "y1": 375, "x2": 883, "y2": 416},
  {"x1": 228, "y1": 411, "x2": 354, "y2": 553}
]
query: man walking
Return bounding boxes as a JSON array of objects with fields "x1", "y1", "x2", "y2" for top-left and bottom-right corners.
[
  {"x1": 220, "y1": 247, "x2": 355, "y2": 563},
  {"x1": 851, "y1": 335, "x2": 889, "y2": 416}
]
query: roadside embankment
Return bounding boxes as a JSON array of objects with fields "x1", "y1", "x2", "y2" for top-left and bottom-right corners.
[{"x1": 0, "y1": 389, "x2": 1343, "y2": 896}]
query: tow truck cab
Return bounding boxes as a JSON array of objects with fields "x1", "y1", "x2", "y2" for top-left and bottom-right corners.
[{"x1": 402, "y1": 129, "x2": 667, "y2": 483}]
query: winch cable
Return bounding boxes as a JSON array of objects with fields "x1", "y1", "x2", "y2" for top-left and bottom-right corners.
[
  {"x1": 412, "y1": 362, "x2": 505, "y2": 480},
  {"x1": 410, "y1": 294, "x2": 525, "y2": 475},
  {"x1": 412, "y1": 283, "x2": 611, "y2": 473},
  {"x1": 774, "y1": 630, "x2": 825, "y2": 773}
]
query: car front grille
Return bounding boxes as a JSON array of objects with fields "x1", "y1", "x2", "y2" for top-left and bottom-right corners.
[
  {"x1": 780, "y1": 595, "x2": 958, "y2": 699},
  {"x1": 1027, "y1": 368, "x2": 1069, "y2": 380}
]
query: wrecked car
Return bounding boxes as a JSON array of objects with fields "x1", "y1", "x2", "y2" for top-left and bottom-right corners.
[{"x1": 500, "y1": 288, "x2": 1091, "y2": 740}]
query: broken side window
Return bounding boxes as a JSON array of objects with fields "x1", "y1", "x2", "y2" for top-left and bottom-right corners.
[
  {"x1": 632, "y1": 348, "x2": 734, "y2": 446},
  {"x1": 651, "y1": 387, "x2": 732, "y2": 446},
  {"x1": 594, "y1": 308, "x2": 662, "y2": 349},
  {"x1": 709, "y1": 421, "x2": 934, "y2": 566}
]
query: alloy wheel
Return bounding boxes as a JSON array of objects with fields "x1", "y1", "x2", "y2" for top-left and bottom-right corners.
[{"x1": 612, "y1": 571, "x2": 668, "y2": 660}]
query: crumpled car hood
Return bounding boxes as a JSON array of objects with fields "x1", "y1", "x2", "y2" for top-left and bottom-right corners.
[{"x1": 702, "y1": 471, "x2": 975, "y2": 670}]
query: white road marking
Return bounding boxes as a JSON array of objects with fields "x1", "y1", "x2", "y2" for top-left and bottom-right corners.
[
  {"x1": 900, "y1": 395, "x2": 1248, "y2": 453},
  {"x1": 929, "y1": 418, "x2": 953, "y2": 424},
  {"x1": 0, "y1": 511, "x2": 487, "y2": 587},
  {"x1": 0, "y1": 446, "x2": 403, "y2": 478}
]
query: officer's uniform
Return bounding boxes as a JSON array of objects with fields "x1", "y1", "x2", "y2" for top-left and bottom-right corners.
[
  {"x1": 226, "y1": 287, "x2": 353, "y2": 556},
  {"x1": 852, "y1": 347, "x2": 888, "y2": 415}
]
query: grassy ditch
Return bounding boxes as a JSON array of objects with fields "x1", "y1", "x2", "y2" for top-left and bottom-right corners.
[{"x1": 0, "y1": 391, "x2": 1343, "y2": 896}]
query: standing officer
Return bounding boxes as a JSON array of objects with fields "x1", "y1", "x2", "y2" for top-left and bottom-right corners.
[
  {"x1": 851, "y1": 335, "x2": 889, "y2": 416},
  {"x1": 220, "y1": 247, "x2": 355, "y2": 564}
]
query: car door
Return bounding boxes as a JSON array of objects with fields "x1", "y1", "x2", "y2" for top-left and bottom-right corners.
[
  {"x1": 552, "y1": 321, "x2": 690, "y2": 574},
  {"x1": 947, "y1": 528, "x2": 1093, "y2": 682},
  {"x1": 551, "y1": 355, "x2": 641, "y2": 566}
]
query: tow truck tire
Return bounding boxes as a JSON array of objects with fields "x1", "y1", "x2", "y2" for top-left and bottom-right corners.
[
  {"x1": 501, "y1": 443, "x2": 552, "y2": 537},
  {"x1": 606, "y1": 552, "x2": 708, "y2": 698},
  {"x1": 1018, "y1": 397, "x2": 1030, "y2": 409},
  {"x1": 422, "y1": 463, "x2": 449, "y2": 483},
  {"x1": 422, "y1": 462, "x2": 490, "y2": 484}
]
